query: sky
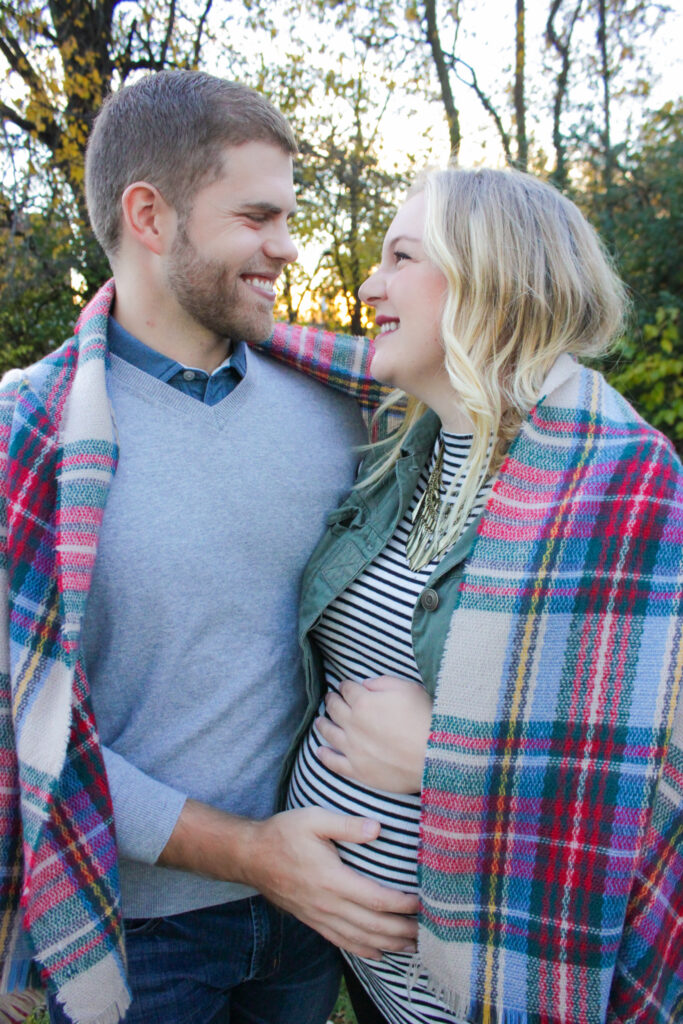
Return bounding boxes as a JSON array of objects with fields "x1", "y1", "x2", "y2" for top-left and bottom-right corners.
[{"x1": 360, "y1": 0, "x2": 683, "y2": 169}]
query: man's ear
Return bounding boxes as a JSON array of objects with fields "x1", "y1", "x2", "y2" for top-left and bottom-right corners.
[{"x1": 120, "y1": 182, "x2": 176, "y2": 256}]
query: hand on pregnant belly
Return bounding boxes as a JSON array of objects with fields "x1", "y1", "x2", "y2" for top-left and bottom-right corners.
[{"x1": 316, "y1": 675, "x2": 433, "y2": 793}]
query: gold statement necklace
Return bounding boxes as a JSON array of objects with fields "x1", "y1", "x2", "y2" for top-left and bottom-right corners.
[{"x1": 405, "y1": 439, "x2": 445, "y2": 572}]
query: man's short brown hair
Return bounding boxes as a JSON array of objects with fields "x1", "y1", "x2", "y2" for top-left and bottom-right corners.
[{"x1": 85, "y1": 70, "x2": 298, "y2": 257}]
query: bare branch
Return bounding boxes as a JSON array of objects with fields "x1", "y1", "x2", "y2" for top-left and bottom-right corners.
[
  {"x1": 193, "y1": 0, "x2": 214, "y2": 66},
  {"x1": 159, "y1": 0, "x2": 177, "y2": 67},
  {"x1": 0, "y1": 101, "x2": 36, "y2": 135},
  {"x1": 0, "y1": 28, "x2": 48, "y2": 98},
  {"x1": 513, "y1": 0, "x2": 527, "y2": 170},
  {"x1": 546, "y1": 0, "x2": 583, "y2": 188},
  {"x1": 452, "y1": 57, "x2": 513, "y2": 164}
]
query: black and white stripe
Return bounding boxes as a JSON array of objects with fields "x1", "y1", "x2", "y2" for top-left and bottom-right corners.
[{"x1": 288, "y1": 432, "x2": 491, "y2": 1024}]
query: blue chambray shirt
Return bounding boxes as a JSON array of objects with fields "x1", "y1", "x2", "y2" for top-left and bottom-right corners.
[{"x1": 107, "y1": 317, "x2": 247, "y2": 405}]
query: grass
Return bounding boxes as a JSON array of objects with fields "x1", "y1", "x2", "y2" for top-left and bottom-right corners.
[
  {"x1": 331, "y1": 979, "x2": 358, "y2": 1023},
  {"x1": 25, "y1": 1011, "x2": 47, "y2": 1024}
]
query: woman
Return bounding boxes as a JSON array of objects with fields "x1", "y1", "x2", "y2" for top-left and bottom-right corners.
[{"x1": 269, "y1": 168, "x2": 683, "y2": 1024}]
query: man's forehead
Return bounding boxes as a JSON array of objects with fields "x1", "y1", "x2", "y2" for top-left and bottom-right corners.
[{"x1": 213, "y1": 141, "x2": 296, "y2": 201}]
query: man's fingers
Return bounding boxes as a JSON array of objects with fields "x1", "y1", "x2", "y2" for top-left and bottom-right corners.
[
  {"x1": 313, "y1": 808, "x2": 381, "y2": 844},
  {"x1": 311, "y1": 896, "x2": 418, "y2": 957},
  {"x1": 329, "y1": 860, "x2": 420, "y2": 920}
]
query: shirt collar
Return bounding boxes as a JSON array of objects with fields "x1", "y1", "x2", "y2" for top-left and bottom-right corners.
[{"x1": 106, "y1": 316, "x2": 247, "y2": 382}]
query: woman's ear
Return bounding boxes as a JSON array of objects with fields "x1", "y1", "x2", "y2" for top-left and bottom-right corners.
[{"x1": 120, "y1": 182, "x2": 176, "y2": 257}]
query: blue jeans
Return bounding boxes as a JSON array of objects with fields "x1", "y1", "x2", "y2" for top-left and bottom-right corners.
[{"x1": 47, "y1": 896, "x2": 341, "y2": 1024}]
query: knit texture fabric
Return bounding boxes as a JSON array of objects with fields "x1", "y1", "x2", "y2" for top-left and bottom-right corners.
[
  {"x1": 418, "y1": 355, "x2": 683, "y2": 1024},
  {"x1": 0, "y1": 282, "x2": 128, "y2": 1023}
]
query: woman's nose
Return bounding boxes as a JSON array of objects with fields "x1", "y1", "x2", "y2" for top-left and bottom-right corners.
[{"x1": 358, "y1": 269, "x2": 384, "y2": 306}]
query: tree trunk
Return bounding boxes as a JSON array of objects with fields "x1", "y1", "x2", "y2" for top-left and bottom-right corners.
[
  {"x1": 513, "y1": 0, "x2": 527, "y2": 170},
  {"x1": 596, "y1": 0, "x2": 615, "y2": 243},
  {"x1": 546, "y1": 0, "x2": 583, "y2": 190},
  {"x1": 423, "y1": 0, "x2": 461, "y2": 158}
]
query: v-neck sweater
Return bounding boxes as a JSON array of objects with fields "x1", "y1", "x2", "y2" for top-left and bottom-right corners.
[{"x1": 81, "y1": 347, "x2": 366, "y2": 917}]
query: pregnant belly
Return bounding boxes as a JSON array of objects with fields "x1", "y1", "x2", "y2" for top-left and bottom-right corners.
[{"x1": 287, "y1": 715, "x2": 422, "y2": 892}]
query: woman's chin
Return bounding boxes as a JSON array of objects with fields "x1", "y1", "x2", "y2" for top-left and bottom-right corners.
[{"x1": 368, "y1": 351, "x2": 397, "y2": 389}]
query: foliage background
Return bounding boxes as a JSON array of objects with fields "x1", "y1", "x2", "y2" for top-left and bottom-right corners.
[{"x1": 1, "y1": 0, "x2": 681, "y2": 457}]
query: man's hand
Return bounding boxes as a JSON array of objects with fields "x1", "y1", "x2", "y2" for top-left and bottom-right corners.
[
  {"x1": 158, "y1": 800, "x2": 418, "y2": 959},
  {"x1": 316, "y1": 676, "x2": 433, "y2": 793}
]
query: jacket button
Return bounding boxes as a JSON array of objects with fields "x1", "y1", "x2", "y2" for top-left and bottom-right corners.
[{"x1": 420, "y1": 588, "x2": 439, "y2": 611}]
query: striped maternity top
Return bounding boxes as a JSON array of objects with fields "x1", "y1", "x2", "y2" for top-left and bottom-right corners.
[{"x1": 288, "y1": 431, "x2": 491, "y2": 1024}]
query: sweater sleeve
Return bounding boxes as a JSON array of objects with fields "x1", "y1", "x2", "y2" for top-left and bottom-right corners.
[
  {"x1": 257, "y1": 322, "x2": 405, "y2": 439},
  {"x1": 103, "y1": 746, "x2": 187, "y2": 864}
]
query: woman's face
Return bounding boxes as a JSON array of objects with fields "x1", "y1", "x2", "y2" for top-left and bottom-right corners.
[{"x1": 359, "y1": 192, "x2": 451, "y2": 409}]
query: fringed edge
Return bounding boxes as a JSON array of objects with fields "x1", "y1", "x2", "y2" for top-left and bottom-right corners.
[
  {"x1": 406, "y1": 955, "x2": 533, "y2": 1024},
  {"x1": 56, "y1": 992, "x2": 131, "y2": 1024},
  {"x1": 53, "y1": 949, "x2": 131, "y2": 1024}
]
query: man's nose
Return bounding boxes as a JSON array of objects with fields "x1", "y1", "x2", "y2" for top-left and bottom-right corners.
[{"x1": 264, "y1": 224, "x2": 298, "y2": 264}]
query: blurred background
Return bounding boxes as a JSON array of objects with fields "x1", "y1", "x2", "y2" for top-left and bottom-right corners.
[{"x1": 1, "y1": 0, "x2": 681, "y2": 453}]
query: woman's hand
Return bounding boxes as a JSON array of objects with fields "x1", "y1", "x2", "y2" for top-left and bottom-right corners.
[{"x1": 315, "y1": 675, "x2": 433, "y2": 794}]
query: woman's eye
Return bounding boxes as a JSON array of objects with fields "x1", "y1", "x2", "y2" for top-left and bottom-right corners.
[{"x1": 394, "y1": 250, "x2": 411, "y2": 263}]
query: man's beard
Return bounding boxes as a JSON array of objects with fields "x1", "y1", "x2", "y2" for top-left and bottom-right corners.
[{"x1": 166, "y1": 224, "x2": 276, "y2": 343}]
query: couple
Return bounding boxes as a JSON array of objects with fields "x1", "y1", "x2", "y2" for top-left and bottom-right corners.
[{"x1": 0, "y1": 70, "x2": 681, "y2": 1024}]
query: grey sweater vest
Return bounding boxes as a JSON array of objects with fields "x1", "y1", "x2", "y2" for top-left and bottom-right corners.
[{"x1": 82, "y1": 349, "x2": 366, "y2": 916}]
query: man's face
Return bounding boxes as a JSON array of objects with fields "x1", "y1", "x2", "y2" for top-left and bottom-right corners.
[{"x1": 165, "y1": 141, "x2": 298, "y2": 343}]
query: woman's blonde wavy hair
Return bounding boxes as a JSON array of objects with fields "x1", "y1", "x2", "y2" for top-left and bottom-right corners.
[{"x1": 363, "y1": 166, "x2": 628, "y2": 559}]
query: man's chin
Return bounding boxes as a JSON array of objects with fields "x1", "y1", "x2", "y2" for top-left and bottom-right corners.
[{"x1": 233, "y1": 310, "x2": 276, "y2": 344}]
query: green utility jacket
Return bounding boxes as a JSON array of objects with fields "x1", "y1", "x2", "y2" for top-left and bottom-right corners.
[{"x1": 279, "y1": 409, "x2": 482, "y2": 799}]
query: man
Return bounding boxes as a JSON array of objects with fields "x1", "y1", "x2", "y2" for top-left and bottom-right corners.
[{"x1": 0, "y1": 70, "x2": 417, "y2": 1024}]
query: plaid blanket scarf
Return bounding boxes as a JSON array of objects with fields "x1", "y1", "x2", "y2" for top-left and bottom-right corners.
[
  {"x1": 417, "y1": 355, "x2": 683, "y2": 1024},
  {"x1": 0, "y1": 281, "x2": 129, "y2": 1023},
  {"x1": 262, "y1": 333, "x2": 683, "y2": 1023}
]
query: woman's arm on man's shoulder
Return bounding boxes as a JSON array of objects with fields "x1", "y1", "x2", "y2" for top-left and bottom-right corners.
[{"x1": 256, "y1": 322, "x2": 404, "y2": 438}]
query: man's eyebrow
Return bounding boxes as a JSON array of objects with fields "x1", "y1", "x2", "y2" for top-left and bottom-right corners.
[{"x1": 238, "y1": 201, "x2": 298, "y2": 219}]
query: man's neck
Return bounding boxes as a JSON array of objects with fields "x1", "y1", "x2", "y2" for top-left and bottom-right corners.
[{"x1": 112, "y1": 284, "x2": 231, "y2": 374}]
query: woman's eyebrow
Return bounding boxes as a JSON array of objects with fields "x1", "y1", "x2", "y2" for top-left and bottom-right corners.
[{"x1": 388, "y1": 234, "x2": 421, "y2": 247}]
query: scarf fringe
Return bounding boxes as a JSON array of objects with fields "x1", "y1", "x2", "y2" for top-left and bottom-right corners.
[
  {"x1": 407, "y1": 957, "x2": 533, "y2": 1024},
  {"x1": 55, "y1": 994, "x2": 130, "y2": 1024},
  {"x1": 50, "y1": 949, "x2": 131, "y2": 1024}
]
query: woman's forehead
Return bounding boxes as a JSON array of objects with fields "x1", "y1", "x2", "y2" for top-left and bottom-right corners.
[{"x1": 385, "y1": 192, "x2": 427, "y2": 246}]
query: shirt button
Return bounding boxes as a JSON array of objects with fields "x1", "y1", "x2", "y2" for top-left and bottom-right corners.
[
  {"x1": 182, "y1": 370, "x2": 196, "y2": 381},
  {"x1": 420, "y1": 588, "x2": 439, "y2": 611}
]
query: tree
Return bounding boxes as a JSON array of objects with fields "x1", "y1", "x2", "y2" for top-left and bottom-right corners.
[
  {"x1": 0, "y1": 0, "x2": 234, "y2": 295},
  {"x1": 0, "y1": 123, "x2": 81, "y2": 370},
  {"x1": 590, "y1": 103, "x2": 683, "y2": 454},
  {"x1": 260, "y1": 53, "x2": 413, "y2": 333},
  {"x1": 545, "y1": 0, "x2": 584, "y2": 189},
  {"x1": 300, "y1": 0, "x2": 536, "y2": 166},
  {"x1": 562, "y1": 0, "x2": 670, "y2": 244}
]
